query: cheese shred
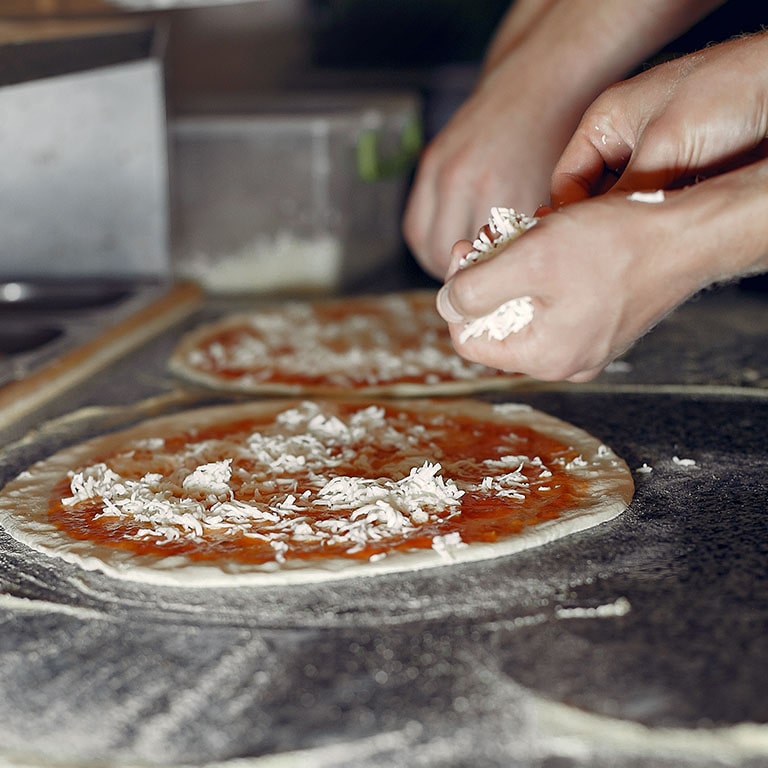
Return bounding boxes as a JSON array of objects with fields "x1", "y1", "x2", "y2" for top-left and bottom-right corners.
[{"x1": 60, "y1": 401, "x2": 561, "y2": 564}]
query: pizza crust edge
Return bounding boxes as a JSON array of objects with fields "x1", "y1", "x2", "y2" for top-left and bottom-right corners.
[
  {"x1": 0, "y1": 398, "x2": 634, "y2": 587},
  {"x1": 167, "y1": 291, "x2": 530, "y2": 398}
]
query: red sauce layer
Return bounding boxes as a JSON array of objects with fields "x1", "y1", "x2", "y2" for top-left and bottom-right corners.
[
  {"x1": 47, "y1": 404, "x2": 585, "y2": 566},
  {"x1": 188, "y1": 295, "x2": 516, "y2": 387}
]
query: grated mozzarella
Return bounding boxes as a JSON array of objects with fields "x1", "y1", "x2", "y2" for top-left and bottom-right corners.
[
  {"x1": 183, "y1": 294, "x2": 504, "y2": 388},
  {"x1": 59, "y1": 402, "x2": 565, "y2": 562},
  {"x1": 459, "y1": 296, "x2": 534, "y2": 343},
  {"x1": 458, "y1": 207, "x2": 539, "y2": 270},
  {"x1": 627, "y1": 190, "x2": 665, "y2": 204},
  {"x1": 457, "y1": 207, "x2": 538, "y2": 343},
  {"x1": 431, "y1": 531, "x2": 467, "y2": 561},
  {"x1": 182, "y1": 460, "x2": 233, "y2": 497}
]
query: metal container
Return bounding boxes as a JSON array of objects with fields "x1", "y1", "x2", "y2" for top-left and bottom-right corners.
[
  {"x1": 170, "y1": 90, "x2": 422, "y2": 294},
  {"x1": 0, "y1": 19, "x2": 169, "y2": 281}
]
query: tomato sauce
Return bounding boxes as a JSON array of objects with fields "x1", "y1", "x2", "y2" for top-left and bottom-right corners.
[
  {"x1": 47, "y1": 404, "x2": 586, "y2": 567},
  {"x1": 187, "y1": 295, "x2": 517, "y2": 387}
]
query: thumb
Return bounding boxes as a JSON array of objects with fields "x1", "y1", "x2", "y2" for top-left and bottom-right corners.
[{"x1": 551, "y1": 125, "x2": 634, "y2": 208}]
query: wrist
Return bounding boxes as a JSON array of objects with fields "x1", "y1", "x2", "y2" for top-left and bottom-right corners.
[
  {"x1": 477, "y1": 0, "x2": 727, "y2": 112},
  {"x1": 659, "y1": 159, "x2": 768, "y2": 289}
]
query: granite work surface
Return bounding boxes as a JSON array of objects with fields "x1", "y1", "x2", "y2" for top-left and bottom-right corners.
[{"x1": 0, "y1": 282, "x2": 766, "y2": 768}]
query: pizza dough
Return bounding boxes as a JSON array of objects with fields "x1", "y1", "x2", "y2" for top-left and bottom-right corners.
[
  {"x1": 168, "y1": 290, "x2": 528, "y2": 397},
  {"x1": 0, "y1": 398, "x2": 633, "y2": 586}
]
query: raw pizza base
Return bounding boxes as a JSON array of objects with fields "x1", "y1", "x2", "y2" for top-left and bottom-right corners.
[
  {"x1": 168, "y1": 290, "x2": 528, "y2": 397},
  {"x1": 0, "y1": 398, "x2": 634, "y2": 587}
]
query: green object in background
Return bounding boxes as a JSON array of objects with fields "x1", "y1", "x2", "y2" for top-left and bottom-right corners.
[{"x1": 357, "y1": 115, "x2": 423, "y2": 182}]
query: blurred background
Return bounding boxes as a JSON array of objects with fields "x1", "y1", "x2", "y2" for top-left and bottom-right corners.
[{"x1": 0, "y1": 0, "x2": 763, "y2": 295}]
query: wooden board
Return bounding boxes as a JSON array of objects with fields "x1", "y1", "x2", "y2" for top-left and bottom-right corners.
[{"x1": 0, "y1": 281, "x2": 203, "y2": 430}]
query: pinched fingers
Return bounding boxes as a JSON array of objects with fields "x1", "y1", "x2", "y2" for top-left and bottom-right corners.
[
  {"x1": 437, "y1": 208, "x2": 543, "y2": 327},
  {"x1": 442, "y1": 296, "x2": 612, "y2": 383},
  {"x1": 434, "y1": 202, "x2": 642, "y2": 381},
  {"x1": 435, "y1": 237, "x2": 584, "y2": 381},
  {"x1": 436, "y1": 261, "x2": 532, "y2": 331}
]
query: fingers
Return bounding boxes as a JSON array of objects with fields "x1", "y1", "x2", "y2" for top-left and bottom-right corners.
[
  {"x1": 436, "y1": 239, "x2": 478, "y2": 324},
  {"x1": 443, "y1": 239, "x2": 476, "y2": 282},
  {"x1": 433, "y1": 198, "x2": 645, "y2": 381},
  {"x1": 403, "y1": 66, "x2": 573, "y2": 278},
  {"x1": 436, "y1": 231, "x2": 540, "y2": 326},
  {"x1": 402, "y1": 163, "x2": 443, "y2": 279},
  {"x1": 443, "y1": 303, "x2": 610, "y2": 382},
  {"x1": 403, "y1": 181, "x2": 482, "y2": 281},
  {"x1": 430, "y1": 34, "x2": 768, "y2": 383},
  {"x1": 551, "y1": 114, "x2": 634, "y2": 208},
  {"x1": 436, "y1": 281, "x2": 465, "y2": 324},
  {"x1": 552, "y1": 34, "x2": 768, "y2": 210},
  {"x1": 402, "y1": 112, "x2": 497, "y2": 280}
]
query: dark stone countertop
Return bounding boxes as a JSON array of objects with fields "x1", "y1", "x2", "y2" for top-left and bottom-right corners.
[{"x1": 0, "y1": 278, "x2": 766, "y2": 768}]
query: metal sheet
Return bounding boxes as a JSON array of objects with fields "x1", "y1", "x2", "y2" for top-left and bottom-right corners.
[{"x1": 0, "y1": 60, "x2": 169, "y2": 281}]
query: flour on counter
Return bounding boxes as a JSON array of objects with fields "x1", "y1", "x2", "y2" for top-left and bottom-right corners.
[{"x1": 0, "y1": 593, "x2": 112, "y2": 622}]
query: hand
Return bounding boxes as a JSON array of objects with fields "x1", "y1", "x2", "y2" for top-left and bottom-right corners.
[
  {"x1": 402, "y1": 70, "x2": 574, "y2": 280},
  {"x1": 402, "y1": 0, "x2": 727, "y2": 279},
  {"x1": 551, "y1": 31, "x2": 768, "y2": 207},
  {"x1": 437, "y1": 155, "x2": 768, "y2": 382},
  {"x1": 436, "y1": 32, "x2": 768, "y2": 382}
]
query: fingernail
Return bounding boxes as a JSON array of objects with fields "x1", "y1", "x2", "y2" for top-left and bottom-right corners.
[{"x1": 436, "y1": 282, "x2": 465, "y2": 323}]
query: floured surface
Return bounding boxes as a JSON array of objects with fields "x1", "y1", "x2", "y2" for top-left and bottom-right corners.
[
  {"x1": 0, "y1": 398, "x2": 632, "y2": 586},
  {"x1": 0, "y1": 390, "x2": 766, "y2": 768},
  {"x1": 168, "y1": 290, "x2": 529, "y2": 396}
]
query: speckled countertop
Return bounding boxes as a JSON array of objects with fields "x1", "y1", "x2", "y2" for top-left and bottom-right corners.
[{"x1": 0, "y1": 280, "x2": 766, "y2": 768}]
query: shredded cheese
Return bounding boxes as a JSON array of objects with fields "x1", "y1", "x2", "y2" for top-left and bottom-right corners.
[
  {"x1": 458, "y1": 207, "x2": 539, "y2": 270},
  {"x1": 459, "y1": 296, "x2": 535, "y2": 343},
  {"x1": 59, "y1": 402, "x2": 564, "y2": 564},
  {"x1": 457, "y1": 207, "x2": 538, "y2": 343},
  {"x1": 182, "y1": 293, "x2": 506, "y2": 389},
  {"x1": 627, "y1": 190, "x2": 665, "y2": 204}
]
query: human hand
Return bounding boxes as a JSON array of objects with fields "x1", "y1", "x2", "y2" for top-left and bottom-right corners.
[
  {"x1": 437, "y1": 155, "x2": 768, "y2": 382},
  {"x1": 402, "y1": 69, "x2": 573, "y2": 280},
  {"x1": 551, "y1": 31, "x2": 768, "y2": 207},
  {"x1": 402, "y1": 0, "x2": 726, "y2": 280},
  {"x1": 436, "y1": 33, "x2": 768, "y2": 382}
]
